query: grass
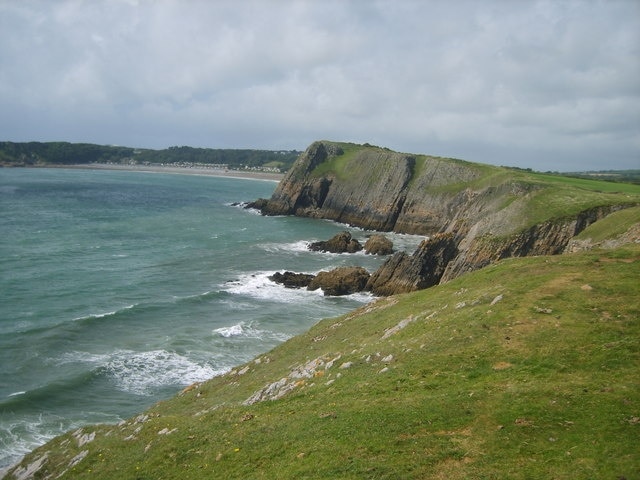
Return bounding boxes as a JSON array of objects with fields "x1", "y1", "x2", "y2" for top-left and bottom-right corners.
[
  {"x1": 574, "y1": 205, "x2": 640, "y2": 242},
  {"x1": 9, "y1": 244, "x2": 639, "y2": 479}
]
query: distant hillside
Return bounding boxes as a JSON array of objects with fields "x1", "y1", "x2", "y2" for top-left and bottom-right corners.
[
  {"x1": 559, "y1": 169, "x2": 640, "y2": 185},
  {"x1": 5, "y1": 243, "x2": 639, "y2": 479},
  {"x1": 0, "y1": 141, "x2": 300, "y2": 173}
]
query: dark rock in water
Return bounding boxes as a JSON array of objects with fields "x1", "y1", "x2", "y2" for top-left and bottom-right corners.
[
  {"x1": 308, "y1": 266, "x2": 370, "y2": 296},
  {"x1": 245, "y1": 198, "x2": 269, "y2": 210},
  {"x1": 367, "y1": 233, "x2": 458, "y2": 296},
  {"x1": 364, "y1": 234, "x2": 394, "y2": 255},
  {"x1": 269, "y1": 271, "x2": 315, "y2": 289},
  {"x1": 309, "y1": 231, "x2": 363, "y2": 254}
]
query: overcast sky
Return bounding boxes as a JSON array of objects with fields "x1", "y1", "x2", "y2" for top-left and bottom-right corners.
[{"x1": 1, "y1": 0, "x2": 638, "y2": 171}]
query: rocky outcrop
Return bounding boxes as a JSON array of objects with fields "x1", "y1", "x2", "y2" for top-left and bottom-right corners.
[
  {"x1": 269, "y1": 271, "x2": 314, "y2": 289},
  {"x1": 364, "y1": 234, "x2": 394, "y2": 255},
  {"x1": 268, "y1": 266, "x2": 371, "y2": 296},
  {"x1": 441, "y1": 205, "x2": 625, "y2": 282},
  {"x1": 367, "y1": 233, "x2": 458, "y2": 295},
  {"x1": 309, "y1": 231, "x2": 363, "y2": 253},
  {"x1": 250, "y1": 141, "x2": 418, "y2": 231},
  {"x1": 308, "y1": 266, "x2": 370, "y2": 296},
  {"x1": 253, "y1": 141, "x2": 638, "y2": 294}
]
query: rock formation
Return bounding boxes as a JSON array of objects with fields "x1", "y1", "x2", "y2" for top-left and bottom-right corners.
[
  {"x1": 253, "y1": 141, "x2": 638, "y2": 295},
  {"x1": 309, "y1": 231, "x2": 363, "y2": 253},
  {"x1": 308, "y1": 266, "x2": 370, "y2": 296},
  {"x1": 269, "y1": 271, "x2": 314, "y2": 289},
  {"x1": 363, "y1": 234, "x2": 394, "y2": 255},
  {"x1": 367, "y1": 233, "x2": 457, "y2": 295},
  {"x1": 268, "y1": 267, "x2": 371, "y2": 296}
]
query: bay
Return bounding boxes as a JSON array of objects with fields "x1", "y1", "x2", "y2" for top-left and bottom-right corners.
[{"x1": 0, "y1": 168, "x2": 422, "y2": 469}]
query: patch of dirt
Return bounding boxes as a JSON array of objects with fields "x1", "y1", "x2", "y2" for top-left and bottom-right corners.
[{"x1": 492, "y1": 362, "x2": 513, "y2": 370}]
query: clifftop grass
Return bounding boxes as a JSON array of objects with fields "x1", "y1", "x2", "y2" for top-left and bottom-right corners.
[
  {"x1": 305, "y1": 142, "x2": 640, "y2": 237},
  {"x1": 7, "y1": 244, "x2": 639, "y2": 479}
]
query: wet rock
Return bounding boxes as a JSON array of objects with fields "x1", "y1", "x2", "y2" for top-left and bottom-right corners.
[
  {"x1": 364, "y1": 234, "x2": 394, "y2": 255},
  {"x1": 309, "y1": 231, "x2": 363, "y2": 254},
  {"x1": 269, "y1": 271, "x2": 315, "y2": 289},
  {"x1": 308, "y1": 266, "x2": 370, "y2": 296}
]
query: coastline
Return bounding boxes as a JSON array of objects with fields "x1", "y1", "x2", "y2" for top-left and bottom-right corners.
[{"x1": 30, "y1": 163, "x2": 285, "y2": 182}]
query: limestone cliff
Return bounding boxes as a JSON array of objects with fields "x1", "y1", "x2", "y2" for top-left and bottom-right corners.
[{"x1": 252, "y1": 141, "x2": 639, "y2": 294}]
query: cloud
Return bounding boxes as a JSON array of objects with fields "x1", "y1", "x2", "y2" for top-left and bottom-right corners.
[{"x1": 0, "y1": 0, "x2": 638, "y2": 171}]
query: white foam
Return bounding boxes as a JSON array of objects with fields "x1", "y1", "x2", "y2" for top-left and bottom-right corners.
[
  {"x1": 259, "y1": 240, "x2": 310, "y2": 253},
  {"x1": 73, "y1": 304, "x2": 137, "y2": 321},
  {"x1": 222, "y1": 271, "x2": 325, "y2": 303},
  {"x1": 214, "y1": 324, "x2": 244, "y2": 337},
  {"x1": 55, "y1": 349, "x2": 223, "y2": 396},
  {"x1": 213, "y1": 322, "x2": 290, "y2": 342},
  {"x1": 102, "y1": 349, "x2": 223, "y2": 395}
]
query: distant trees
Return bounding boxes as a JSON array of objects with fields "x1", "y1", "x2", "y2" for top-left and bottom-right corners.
[{"x1": 0, "y1": 142, "x2": 300, "y2": 172}]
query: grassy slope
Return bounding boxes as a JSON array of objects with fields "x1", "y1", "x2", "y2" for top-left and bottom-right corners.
[{"x1": 11, "y1": 244, "x2": 639, "y2": 479}]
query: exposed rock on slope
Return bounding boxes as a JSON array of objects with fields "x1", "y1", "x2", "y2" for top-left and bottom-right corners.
[
  {"x1": 367, "y1": 233, "x2": 458, "y2": 295},
  {"x1": 252, "y1": 141, "x2": 639, "y2": 294}
]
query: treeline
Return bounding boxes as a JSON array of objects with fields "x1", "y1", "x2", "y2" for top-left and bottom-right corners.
[
  {"x1": 558, "y1": 170, "x2": 640, "y2": 185},
  {"x1": 0, "y1": 141, "x2": 300, "y2": 172}
]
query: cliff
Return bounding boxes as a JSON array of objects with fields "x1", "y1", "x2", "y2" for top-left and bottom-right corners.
[{"x1": 253, "y1": 141, "x2": 640, "y2": 294}]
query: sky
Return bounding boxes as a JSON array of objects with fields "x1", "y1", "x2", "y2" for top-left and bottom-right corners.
[{"x1": 1, "y1": 0, "x2": 639, "y2": 171}]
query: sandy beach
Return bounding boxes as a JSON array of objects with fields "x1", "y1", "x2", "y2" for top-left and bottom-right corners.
[{"x1": 46, "y1": 163, "x2": 285, "y2": 182}]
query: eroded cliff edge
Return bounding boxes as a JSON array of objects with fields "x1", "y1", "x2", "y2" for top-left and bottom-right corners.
[{"x1": 251, "y1": 141, "x2": 639, "y2": 294}]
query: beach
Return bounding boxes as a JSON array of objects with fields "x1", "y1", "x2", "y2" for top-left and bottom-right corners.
[{"x1": 40, "y1": 163, "x2": 285, "y2": 182}]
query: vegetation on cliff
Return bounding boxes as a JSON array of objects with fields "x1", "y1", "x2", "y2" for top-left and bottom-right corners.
[{"x1": 5, "y1": 243, "x2": 638, "y2": 479}]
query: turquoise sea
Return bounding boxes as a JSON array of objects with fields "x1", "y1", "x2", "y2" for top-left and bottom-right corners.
[{"x1": 0, "y1": 168, "x2": 422, "y2": 470}]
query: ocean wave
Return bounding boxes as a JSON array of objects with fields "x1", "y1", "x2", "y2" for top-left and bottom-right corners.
[
  {"x1": 258, "y1": 240, "x2": 310, "y2": 253},
  {"x1": 212, "y1": 321, "x2": 290, "y2": 342},
  {"x1": 69, "y1": 289, "x2": 223, "y2": 324},
  {"x1": 172, "y1": 289, "x2": 223, "y2": 305},
  {"x1": 73, "y1": 304, "x2": 138, "y2": 321},
  {"x1": 100, "y1": 349, "x2": 224, "y2": 396},
  {"x1": 222, "y1": 269, "x2": 378, "y2": 305},
  {"x1": 50, "y1": 349, "x2": 223, "y2": 397},
  {"x1": 221, "y1": 271, "x2": 325, "y2": 303}
]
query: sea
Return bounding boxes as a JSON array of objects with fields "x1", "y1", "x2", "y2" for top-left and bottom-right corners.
[{"x1": 0, "y1": 167, "x2": 424, "y2": 470}]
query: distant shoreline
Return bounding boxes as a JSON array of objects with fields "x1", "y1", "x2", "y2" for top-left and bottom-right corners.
[{"x1": 26, "y1": 163, "x2": 285, "y2": 182}]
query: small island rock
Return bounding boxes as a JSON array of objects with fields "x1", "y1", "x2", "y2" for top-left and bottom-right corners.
[
  {"x1": 308, "y1": 266, "x2": 370, "y2": 296},
  {"x1": 309, "y1": 231, "x2": 363, "y2": 254},
  {"x1": 364, "y1": 234, "x2": 394, "y2": 255}
]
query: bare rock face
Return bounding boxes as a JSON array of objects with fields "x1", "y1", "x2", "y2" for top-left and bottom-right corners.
[
  {"x1": 308, "y1": 266, "x2": 370, "y2": 296},
  {"x1": 309, "y1": 231, "x2": 363, "y2": 254},
  {"x1": 440, "y1": 205, "x2": 623, "y2": 282},
  {"x1": 367, "y1": 233, "x2": 458, "y2": 296},
  {"x1": 364, "y1": 234, "x2": 394, "y2": 255},
  {"x1": 252, "y1": 141, "x2": 416, "y2": 231}
]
